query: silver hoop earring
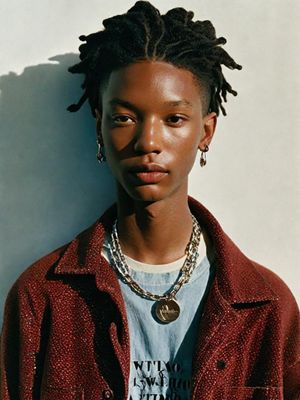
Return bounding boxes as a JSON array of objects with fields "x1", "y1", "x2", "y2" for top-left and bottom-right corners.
[{"x1": 200, "y1": 144, "x2": 209, "y2": 167}]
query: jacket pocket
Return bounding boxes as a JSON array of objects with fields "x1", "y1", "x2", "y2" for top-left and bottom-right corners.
[
  {"x1": 41, "y1": 385, "x2": 84, "y2": 400},
  {"x1": 226, "y1": 386, "x2": 282, "y2": 400}
]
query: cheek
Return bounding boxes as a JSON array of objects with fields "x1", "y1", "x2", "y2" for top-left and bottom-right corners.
[
  {"x1": 177, "y1": 137, "x2": 201, "y2": 175},
  {"x1": 175, "y1": 130, "x2": 201, "y2": 161},
  {"x1": 180, "y1": 147, "x2": 199, "y2": 174},
  {"x1": 103, "y1": 124, "x2": 134, "y2": 151}
]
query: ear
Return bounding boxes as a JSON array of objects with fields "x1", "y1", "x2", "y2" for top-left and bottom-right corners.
[
  {"x1": 95, "y1": 108, "x2": 103, "y2": 144},
  {"x1": 198, "y1": 112, "x2": 217, "y2": 151}
]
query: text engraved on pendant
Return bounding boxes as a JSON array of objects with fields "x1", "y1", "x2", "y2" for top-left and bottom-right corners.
[{"x1": 155, "y1": 299, "x2": 180, "y2": 323}]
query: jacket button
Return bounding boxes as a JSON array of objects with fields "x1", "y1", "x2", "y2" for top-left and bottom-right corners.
[
  {"x1": 216, "y1": 359, "x2": 226, "y2": 369},
  {"x1": 102, "y1": 389, "x2": 114, "y2": 399}
]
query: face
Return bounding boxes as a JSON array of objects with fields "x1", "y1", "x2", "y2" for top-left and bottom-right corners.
[{"x1": 96, "y1": 60, "x2": 216, "y2": 203}]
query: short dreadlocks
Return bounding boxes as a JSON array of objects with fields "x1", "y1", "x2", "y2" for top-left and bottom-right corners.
[{"x1": 67, "y1": 1, "x2": 242, "y2": 117}]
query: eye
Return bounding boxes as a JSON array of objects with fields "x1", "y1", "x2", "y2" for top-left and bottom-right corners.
[
  {"x1": 111, "y1": 114, "x2": 135, "y2": 125},
  {"x1": 166, "y1": 115, "x2": 187, "y2": 125}
]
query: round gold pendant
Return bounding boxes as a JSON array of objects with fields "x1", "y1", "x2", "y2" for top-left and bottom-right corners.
[{"x1": 155, "y1": 299, "x2": 180, "y2": 323}]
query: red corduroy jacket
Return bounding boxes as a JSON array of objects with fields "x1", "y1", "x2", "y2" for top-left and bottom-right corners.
[{"x1": 1, "y1": 196, "x2": 299, "y2": 400}]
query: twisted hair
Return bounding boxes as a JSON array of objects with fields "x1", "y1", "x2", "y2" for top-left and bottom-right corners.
[{"x1": 67, "y1": 1, "x2": 242, "y2": 117}]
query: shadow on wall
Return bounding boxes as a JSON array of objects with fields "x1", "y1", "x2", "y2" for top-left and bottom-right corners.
[{"x1": 0, "y1": 53, "x2": 117, "y2": 326}]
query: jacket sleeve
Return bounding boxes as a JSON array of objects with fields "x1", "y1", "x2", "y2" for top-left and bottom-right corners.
[
  {"x1": 0, "y1": 276, "x2": 45, "y2": 400},
  {"x1": 281, "y1": 286, "x2": 300, "y2": 399}
]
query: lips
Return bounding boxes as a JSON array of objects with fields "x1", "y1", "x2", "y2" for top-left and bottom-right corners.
[
  {"x1": 128, "y1": 163, "x2": 168, "y2": 173},
  {"x1": 128, "y1": 163, "x2": 168, "y2": 184}
]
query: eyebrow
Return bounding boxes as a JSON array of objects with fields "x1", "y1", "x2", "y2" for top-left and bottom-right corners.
[
  {"x1": 108, "y1": 98, "x2": 193, "y2": 111},
  {"x1": 165, "y1": 100, "x2": 193, "y2": 108}
]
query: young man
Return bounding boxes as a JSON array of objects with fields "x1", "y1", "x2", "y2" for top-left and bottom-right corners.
[{"x1": 1, "y1": 1, "x2": 299, "y2": 399}]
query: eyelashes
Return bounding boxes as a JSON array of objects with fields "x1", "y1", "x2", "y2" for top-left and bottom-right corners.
[
  {"x1": 167, "y1": 115, "x2": 186, "y2": 124},
  {"x1": 111, "y1": 114, "x2": 188, "y2": 126},
  {"x1": 112, "y1": 115, "x2": 133, "y2": 124}
]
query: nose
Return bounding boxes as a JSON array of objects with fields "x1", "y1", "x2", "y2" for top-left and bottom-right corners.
[{"x1": 133, "y1": 116, "x2": 162, "y2": 155}]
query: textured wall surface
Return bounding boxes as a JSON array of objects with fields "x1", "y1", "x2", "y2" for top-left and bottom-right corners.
[{"x1": 1, "y1": 0, "x2": 299, "y2": 326}]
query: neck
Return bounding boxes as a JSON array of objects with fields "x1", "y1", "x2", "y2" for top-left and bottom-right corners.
[{"x1": 115, "y1": 185, "x2": 194, "y2": 264}]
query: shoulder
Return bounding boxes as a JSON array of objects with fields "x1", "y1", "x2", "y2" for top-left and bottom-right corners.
[
  {"x1": 250, "y1": 260, "x2": 298, "y2": 309},
  {"x1": 18, "y1": 243, "x2": 68, "y2": 287},
  {"x1": 6, "y1": 204, "x2": 116, "y2": 298},
  {"x1": 5, "y1": 242, "x2": 69, "y2": 309},
  {"x1": 1, "y1": 242, "x2": 70, "y2": 331}
]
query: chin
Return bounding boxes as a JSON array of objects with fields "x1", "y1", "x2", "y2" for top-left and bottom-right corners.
[{"x1": 125, "y1": 185, "x2": 169, "y2": 203}]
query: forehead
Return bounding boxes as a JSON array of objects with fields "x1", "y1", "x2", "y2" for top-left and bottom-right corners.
[{"x1": 101, "y1": 60, "x2": 203, "y2": 110}]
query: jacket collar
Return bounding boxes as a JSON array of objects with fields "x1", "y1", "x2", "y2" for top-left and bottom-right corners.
[{"x1": 54, "y1": 196, "x2": 278, "y2": 305}]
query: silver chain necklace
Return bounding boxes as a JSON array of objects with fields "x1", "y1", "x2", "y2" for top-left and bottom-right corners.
[{"x1": 108, "y1": 214, "x2": 202, "y2": 323}]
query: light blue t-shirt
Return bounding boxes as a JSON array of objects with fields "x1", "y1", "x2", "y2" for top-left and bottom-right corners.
[{"x1": 102, "y1": 232, "x2": 215, "y2": 400}]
